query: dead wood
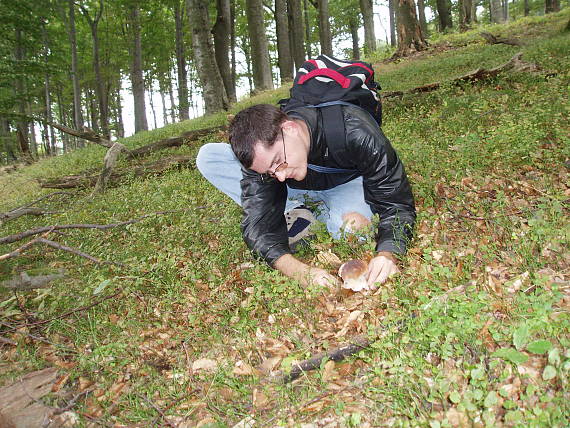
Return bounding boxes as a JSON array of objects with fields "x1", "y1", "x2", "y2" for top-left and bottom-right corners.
[
  {"x1": 38, "y1": 155, "x2": 192, "y2": 189},
  {"x1": 1, "y1": 271, "x2": 65, "y2": 291},
  {"x1": 480, "y1": 31, "x2": 522, "y2": 46},
  {"x1": 382, "y1": 52, "x2": 541, "y2": 99},
  {"x1": 127, "y1": 124, "x2": 227, "y2": 158},
  {"x1": 92, "y1": 141, "x2": 130, "y2": 194},
  {"x1": 0, "y1": 210, "x2": 176, "y2": 245},
  {"x1": 0, "y1": 207, "x2": 56, "y2": 223},
  {"x1": 48, "y1": 122, "x2": 117, "y2": 150},
  {"x1": 0, "y1": 367, "x2": 60, "y2": 428}
]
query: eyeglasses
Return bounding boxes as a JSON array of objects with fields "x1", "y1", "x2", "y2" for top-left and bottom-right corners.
[{"x1": 267, "y1": 129, "x2": 288, "y2": 178}]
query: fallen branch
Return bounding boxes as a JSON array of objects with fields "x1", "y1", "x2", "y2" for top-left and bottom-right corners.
[
  {"x1": 92, "y1": 141, "x2": 130, "y2": 194},
  {"x1": 480, "y1": 31, "x2": 522, "y2": 46},
  {"x1": 0, "y1": 207, "x2": 57, "y2": 223},
  {"x1": 383, "y1": 52, "x2": 542, "y2": 99},
  {"x1": 0, "y1": 211, "x2": 177, "y2": 245},
  {"x1": 0, "y1": 236, "x2": 101, "y2": 263},
  {"x1": 1, "y1": 271, "x2": 66, "y2": 291},
  {"x1": 48, "y1": 122, "x2": 117, "y2": 150},
  {"x1": 38, "y1": 155, "x2": 192, "y2": 189}
]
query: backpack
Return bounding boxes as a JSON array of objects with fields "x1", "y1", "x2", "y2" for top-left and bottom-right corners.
[{"x1": 279, "y1": 55, "x2": 382, "y2": 173}]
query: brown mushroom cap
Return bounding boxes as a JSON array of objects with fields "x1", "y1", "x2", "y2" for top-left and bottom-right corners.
[{"x1": 338, "y1": 259, "x2": 368, "y2": 280}]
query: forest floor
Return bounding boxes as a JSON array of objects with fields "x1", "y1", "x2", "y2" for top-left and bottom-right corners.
[{"x1": 1, "y1": 10, "x2": 569, "y2": 428}]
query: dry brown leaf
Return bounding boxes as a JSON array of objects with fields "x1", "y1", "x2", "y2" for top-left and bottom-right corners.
[
  {"x1": 233, "y1": 360, "x2": 257, "y2": 376},
  {"x1": 51, "y1": 373, "x2": 70, "y2": 392},
  {"x1": 78, "y1": 377, "x2": 95, "y2": 392},
  {"x1": 258, "y1": 356, "x2": 282, "y2": 374},
  {"x1": 253, "y1": 388, "x2": 270, "y2": 410},
  {"x1": 316, "y1": 250, "x2": 342, "y2": 267},
  {"x1": 192, "y1": 358, "x2": 218, "y2": 372},
  {"x1": 196, "y1": 417, "x2": 217, "y2": 427},
  {"x1": 321, "y1": 360, "x2": 337, "y2": 382}
]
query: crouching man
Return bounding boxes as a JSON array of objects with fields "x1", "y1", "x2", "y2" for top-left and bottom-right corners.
[{"x1": 196, "y1": 103, "x2": 416, "y2": 288}]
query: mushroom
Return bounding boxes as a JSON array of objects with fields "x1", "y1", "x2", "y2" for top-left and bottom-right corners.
[{"x1": 338, "y1": 259, "x2": 369, "y2": 291}]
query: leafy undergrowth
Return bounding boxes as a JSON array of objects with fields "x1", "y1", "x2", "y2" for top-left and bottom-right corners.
[{"x1": 1, "y1": 10, "x2": 569, "y2": 427}]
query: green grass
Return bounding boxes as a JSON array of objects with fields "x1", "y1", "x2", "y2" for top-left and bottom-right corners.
[{"x1": 0, "y1": 9, "x2": 569, "y2": 427}]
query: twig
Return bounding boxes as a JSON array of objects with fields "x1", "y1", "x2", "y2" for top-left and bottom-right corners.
[
  {"x1": 0, "y1": 336, "x2": 17, "y2": 346},
  {"x1": 1, "y1": 291, "x2": 122, "y2": 331},
  {"x1": 0, "y1": 211, "x2": 179, "y2": 245},
  {"x1": 14, "y1": 191, "x2": 75, "y2": 211},
  {"x1": 53, "y1": 389, "x2": 93, "y2": 415},
  {"x1": 0, "y1": 236, "x2": 101, "y2": 263},
  {"x1": 0, "y1": 321, "x2": 77, "y2": 349},
  {"x1": 138, "y1": 394, "x2": 176, "y2": 428}
]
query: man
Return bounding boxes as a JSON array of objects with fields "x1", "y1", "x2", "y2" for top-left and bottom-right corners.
[{"x1": 196, "y1": 103, "x2": 415, "y2": 288}]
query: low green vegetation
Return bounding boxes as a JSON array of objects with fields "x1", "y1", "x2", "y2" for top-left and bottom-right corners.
[{"x1": 1, "y1": 11, "x2": 568, "y2": 426}]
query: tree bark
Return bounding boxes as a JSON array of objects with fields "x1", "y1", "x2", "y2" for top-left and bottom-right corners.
[
  {"x1": 174, "y1": 0, "x2": 189, "y2": 121},
  {"x1": 230, "y1": 0, "x2": 237, "y2": 89},
  {"x1": 115, "y1": 85, "x2": 124, "y2": 138},
  {"x1": 544, "y1": 0, "x2": 560, "y2": 13},
  {"x1": 276, "y1": 0, "x2": 294, "y2": 82},
  {"x1": 68, "y1": 0, "x2": 84, "y2": 138},
  {"x1": 459, "y1": 0, "x2": 473, "y2": 30},
  {"x1": 389, "y1": 0, "x2": 397, "y2": 46},
  {"x1": 1, "y1": 117, "x2": 17, "y2": 162},
  {"x1": 187, "y1": 0, "x2": 229, "y2": 113},
  {"x1": 524, "y1": 0, "x2": 529, "y2": 15},
  {"x1": 395, "y1": 0, "x2": 427, "y2": 57},
  {"x1": 289, "y1": 0, "x2": 305, "y2": 69},
  {"x1": 317, "y1": 0, "x2": 333, "y2": 55},
  {"x1": 417, "y1": 0, "x2": 428, "y2": 35},
  {"x1": 349, "y1": 17, "x2": 360, "y2": 59},
  {"x1": 490, "y1": 0, "x2": 505, "y2": 23},
  {"x1": 436, "y1": 0, "x2": 453, "y2": 31},
  {"x1": 245, "y1": 0, "x2": 274, "y2": 91},
  {"x1": 41, "y1": 20, "x2": 56, "y2": 156},
  {"x1": 148, "y1": 84, "x2": 158, "y2": 130},
  {"x1": 79, "y1": 0, "x2": 109, "y2": 140},
  {"x1": 304, "y1": 0, "x2": 312, "y2": 58},
  {"x1": 213, "y1": 0, "x2": 237, "y2": 103},
  {"x1": 130, "y1": 3, "x2": 148, "y2": 132},
  {"x1": 14, "y1": 27, "x2": 30, "y2": 158},
  {"x1": 360, "y1": 0, "x2": 377, "y2": 54}
]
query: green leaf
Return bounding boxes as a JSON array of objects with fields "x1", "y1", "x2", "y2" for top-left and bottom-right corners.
[
  {"x1": 470, "y1": 367, "x2": 485, "y2": 380},
  {"x1": 449, "y1": 391, "x2": 461, "y2": 404},
  {"x1": 542, "y1": 365, "x2": 556, "y2": 381},
  {"x1": 492, "y1": 348, "x2": 529, "y2": 364},
  {"x1": 484, "y1": 391, "x2": 498, "y2": 408},
  {"x1": 527, "y1": 340, "x2": 552, "y2": 355},
  {"x1": 513, "y1": 324, "x2": 529, "y2": 351},
  {"x1": 547, "y1": 348, "x2": 560, "y2": 366},
  {"x1": 93, "y1": 279, "x2": 111, "y2": 295}
]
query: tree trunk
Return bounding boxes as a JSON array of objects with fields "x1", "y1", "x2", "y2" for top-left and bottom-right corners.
[
  {"x1": 41, "y1": 20, "x2": 56, "y2": 156},
  {"x1": 168, "y1": 79, "x2": 177, "y2": 122},
  {"x1": 187, "y1": 0, "x2": 229, "y2": 113},
  {"x1": 544, "y1": 0, "x2": 560, "y2": 13},
  {"x1": 360, "y1": 0, "x2": 377, "y2": 54},
  {"x1": 174, "y1": 0, "x2": 189, "y2": 120},
  {"x1": 304, "y1": 0, "x2": 312, "y2": 58},
  {"x1": 1, "y1": 117, "x2": 17, "y2": 162},
  {"x1": 471, "y1": 0, "x2": 478, "y2": 22},
  {"x1": 524, "y1": 0, "x2": 529, "y2": 15},
  {"x1": 490, "y1": 0, "x2": 505, "y2": 23},
  {"x1": 68, "y1": 0, "x2": 84, "y2": 137},
  {"x1": 503, "y1": 0, "x2": 509, "y2": 21},
  {"x1": 459, "y1": 0, "x2": 473, "y2": 30},
  {"x1": 130, "y1": 3, "x2": 148, "y2": 132},
  {"x1": 213, "y1": 0, "x2": 237, "y2": 103},
  {"x1": 245, "y1": 0, "x2": 274, "y2": 91},
  {"x1": 436, "y1": 0, "x2": 453, "y2": 31},
  {"x1": 55, "y1": 84, "x2": 71, "y2": 151},
  {"x1": 349, "y1": 17, "x2": 360, "y2": 59},
  {"x1": 289, "y1": 0, "x2": 305, "y2": 69},
  {"x1": 14, "y1": 28, "x2": 30, "y2": 158},
  {"x1": 396, "y1": 0, "x2": 427, "y2": 56},
  {"x1": 389, "y1": 0, "x2": 397, "y2": 46},
  {"x1": 230, "y1": 0, "x2": 237, "y2": 90},
  {"x1": 275, "y1": 0, "x2": 294, "y2": 82},
  {"x1": 417, "y1": 0, "x2": 428, "y2": 35},
  {"x1": 115, "y1": 86, "x2": 124, "y2": 138},
  {"x1": 80, "y1": 0, "x2": 109, "y2": 140},
  {"x1": 160, "y1": 90, "x2": 169, "y2": 125},
  {"x1": 317, "y1": 0, "x2": 333, "y2": 55}
]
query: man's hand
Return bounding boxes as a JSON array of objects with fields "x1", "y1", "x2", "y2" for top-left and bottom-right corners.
[
  {"x1": 367, "y1": 251, "x2": 399, "y2": 289},
  {"x1": 274, "y1": 254, "x2": 338, "y2": 288}
]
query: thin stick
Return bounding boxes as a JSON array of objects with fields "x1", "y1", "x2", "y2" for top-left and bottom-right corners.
[
  {"x1": 0, "y1": 211, "x2": 179, "y2": 245},
  {"x1": 138, "y1": 394, "x2": 176, "y2": 428}
]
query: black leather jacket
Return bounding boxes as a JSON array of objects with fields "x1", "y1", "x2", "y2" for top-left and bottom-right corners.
[{"x1": 239, "y1": 105, "x2": 416, "y2": 266}]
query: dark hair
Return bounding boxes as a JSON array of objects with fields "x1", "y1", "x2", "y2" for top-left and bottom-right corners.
[{"x1": 229, "y1": 104, "x2": 288, "y2": 168}]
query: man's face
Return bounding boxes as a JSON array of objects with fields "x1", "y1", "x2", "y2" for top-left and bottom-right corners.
[{"x1": 250, "y1": 126, "x2": 308, "y2": 182}]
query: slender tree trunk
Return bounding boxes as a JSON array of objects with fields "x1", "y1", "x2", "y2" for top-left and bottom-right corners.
[
  {"x1": 275, "y1": 0, "x2": 294, "y2": 82},
  {"x1": 187, "y1": 0, "x2": 229, "y2": 113},
  {"x1": 459, "y1": 0, "x2": 473, "y2": 30},
  {"x1": 1, "y1": 117, "x2": 17, "y2": 162},
  {"x1": 130, "y1": 3, "x2": 148, "y2": 132},
  {"x1": 389, "y1": 0, "x2": 397, "y2": 46},
  {"x1": 349, "y1": 17, "x2": 360, "y2": 59},
  {"x1": 289, "y1": 0, "x2": 305, "y2": 68},
  {"x1": 360, "y1": 0, "x2": 377, "y2": 54},
  {"x1": 396, "y1": 0, "x2": 427, "y2": 56},
  {"x1": 245, "y1": 0, "x2": 274, "y2": 91},
  {"x1": 243, "y1": 43, "x2": 254, "y2": 93},
  {"x1": 524, "y1": 0, "x2": 529, "y2": 15},
  {"x1": 68, "y1": 0, "x2": 84, "y2": 138},
  {"x1": 417, "y1": 0, "x2": 428, "y2": 35},
  {"x1": 14, "y1": 28, "x2": 30, "y2": 157},
  {"x1": 56, "y1": 84, "x2": 70, "y2": 151},
  {"x1": 472, "y1": 0, "x2": 478, "y2": 22},
  {"x1": 160, "y1": 90, "x2": 169, "y2": 125},
  {"x1": 436, "y1": 0, "x2": 453, "y2": 31},
  {"x1": 317, "y1": 0, "x2": 333, "y2": 55},
  {"x1": 213, "y1": 0, "x2": 236, "y2": 102},
  {"x1": 148, "y1": 84, "x2": 158, "y2": 129},
  {"x1": 304, "y1": 0, "x2": 312, "y2": 57},
  {"x1": 88, "y1": 89, "x2": 98, "y2": 130},
  {"x1": 502, "y1": 0, "x2": 509, "y2": 21},
  {"x1": 544, "y1": 0, "x2": 560, "y2": 13},
  {"x1": 42, "y1": 20, "x2": 56, "y2": 155},
  {"x1": 174, "y1": 0, "x2": 189, "y2": 120},
  {"x1": 29, "y1": 122, "x2": 38, "y2": 157},
  {"x1": 230, "y1": 0, "x2": 237, "y2": 89},
  {"x1": 115, "y1": 86, "x2": 124, "y2": 138},
  {"x1": 168, "y1": 78, "x2": 177, "y2": 122}
]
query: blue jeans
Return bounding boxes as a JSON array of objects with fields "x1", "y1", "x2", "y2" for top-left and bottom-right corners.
[{"x1": 196, "y1": 143, "x2": 373, "y2": 238}]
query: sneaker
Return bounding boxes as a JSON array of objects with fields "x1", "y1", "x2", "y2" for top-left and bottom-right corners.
[{"x1": 285, "y1": 205, "x2": 316, "y2": 250}]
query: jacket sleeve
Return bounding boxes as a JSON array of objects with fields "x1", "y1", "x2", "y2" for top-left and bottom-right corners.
[
  {"x1": 347, "y1": 124, "x2": 416, "y2": 255},
  {"x1": 240, "y1": 167, "x2": 291, "y2": 266}
]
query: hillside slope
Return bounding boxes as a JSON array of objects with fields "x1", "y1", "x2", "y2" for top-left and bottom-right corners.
[{"x1": 1, "y1": 11, "x2": 569, "y2": 427}]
